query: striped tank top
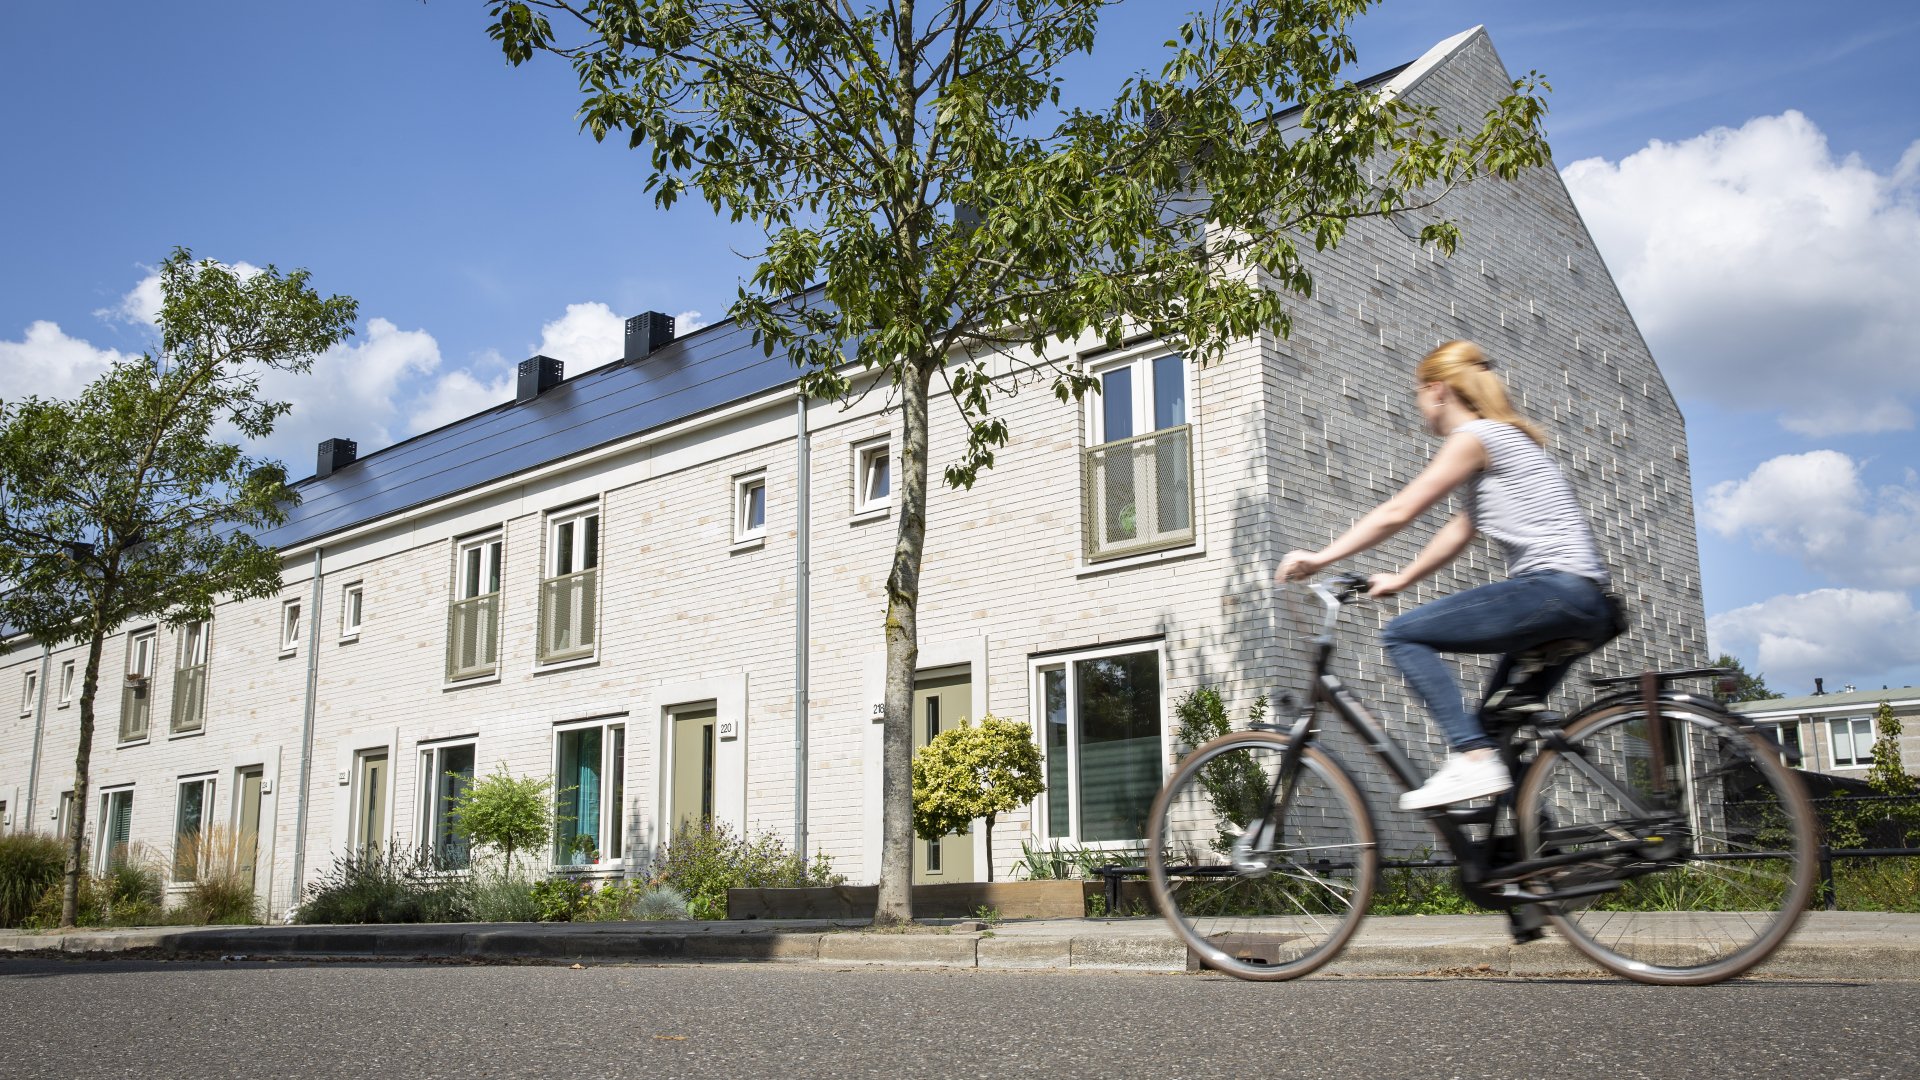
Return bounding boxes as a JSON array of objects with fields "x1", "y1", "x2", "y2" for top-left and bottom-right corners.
[{"x1": 1457, "y1": 419, "x2": 1610, "y2": 584}]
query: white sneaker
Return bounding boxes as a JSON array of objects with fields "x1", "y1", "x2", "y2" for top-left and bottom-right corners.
[{"x1": 1399, "y1": 752, "x2": 1512, "y2": 810}]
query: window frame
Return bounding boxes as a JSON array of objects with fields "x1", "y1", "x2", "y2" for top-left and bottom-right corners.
[
  {"x1": 733, "y1": 472, "x2": 768, "y2": 545},
  {"x1": 1086, "y1": 349, "x2": 1189, "y2": 446},
  {"x1": 19, "y1": 669, "x2": 36, "y2": 717},
  {"x1": 447, "y1": 532, "x2": 505, "y2": 683},
  {"x1": 552, "y1": 717, "x2": 627, "y2": 870},
  {"x1": 1028, "y1": 640, "x2": 1170, "y2": 850},
  {"x1": 1829, "y1": 716, "x2": 1875, "y2": 769},
  {"x1": 98, "y1": 787, "x2": 135, "y2": 873},
  {"x1": 1753, "y1": 719, "x2": 1802, "y2": 767},
  {"x1": 57, "y1": 659, "x2": 75, "y2": 707},
  {"x1": 170, "y1": 620, "x2": 210, "y2": 736},
  {"x1": 851, "y1": 437, "x2": 892, "y2": 518},
  {"x1": 537, "y1": 504, "x2": 602, "y2": 666},
  {"x1": 417, "y1": 738, "x2": 477, "y2": 870},
  {"x1": 279, "y1": 598, "x2": 303, "y2": 656},
  {"x1": 340, "y1": 582, "x2": 364, "y2": 641},
  {"x1": 120, "y1": 627, "x2": 157, "y2": 744},
  {"x1": 172, "y1": 775, "x2": 216, "y2": 883}
]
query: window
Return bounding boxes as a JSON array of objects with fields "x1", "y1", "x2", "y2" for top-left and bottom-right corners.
[
  {"x1": 19, "y1": 669, "x2": 36, "y2": 717},
  {"x1": 99, "y1": 789, "x2": 134, "y2": 871},
  {"x1": 447, "y1": 534, "x2": 503, "y2": 681},
  {"x1": 171, "y1": 621, "x2": 209, "y2": 735},
  {"x1": 54, "y1": 791, "x2": 74, "y2": 842},
  {"x1": 58, "y1": 660, "x2": 75, "y2": 707},
  {"x1": 853, "y1": 439, "x2": 891, "y2": 516},
  {"x1": 1084, "y1": 351, "x2": 1192, "y2": 560},
  {"x1": 733, "y1": 473, "x2": 767, "y2": 544},
  {"x1": 280, "y1": 599, "x2": 303, "y2": 655},
  {"x1": 554, "y1": 720, "x2": 626, "y2": 867},
  {"x1": 539, "y1": 508, "x2": 600, "y2": 663},
  {"x1": 418, "y1": 741, "x2": 476, "y2": 868},
  {"x1": 1754, "y1": 720, "x2": 1801, "y2": 766},
  {"x1": 173, "y1": 776, "x2": 214, "y2": 882},
  {"x1": 340, "y1": 582, "x2": 363, "y2": 640},
  {"x1": 1034, "y1": 645, "x2": 1165, "y2": 845},
  {"x1": 120, "y1": 629, "x2": 156, "y2": 742},
  {"x1": 1830, "y1": 717, "x2": 1875, "y2": 768}
]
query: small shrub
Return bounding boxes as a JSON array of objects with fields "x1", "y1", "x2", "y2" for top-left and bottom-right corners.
[
  {"x1": 649, "y1": 820, "x2": 844, "y2": 920},
  {"x1": 531, "y1": 878, "x2": 588, "y2": 922},
  {"x1": 465, "y1": 866, "x2": 542, "y2": 922},
  {"x1": 1369, "y1": 861, "x2": 1475, "y2": 916},
  {"x1": 448, "y1": 767, "x2": 557, "y2": 877},
  {"x1": 629, "y1": 885, "x2": 690, "y2": 921},
  {"x1": 0, "y1": 833, "x2": 67, "y2": 928},
  {"x1": 174, "y1": 826, "x2": 258, "y2": 925},
  {"x1": 296, "y1": 845, "x2": 468, "y2": 924}
]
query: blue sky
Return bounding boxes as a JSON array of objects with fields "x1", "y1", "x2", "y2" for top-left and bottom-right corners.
[{"x1": 2, "y1": 1, "x2": 1916, "y2": 693}]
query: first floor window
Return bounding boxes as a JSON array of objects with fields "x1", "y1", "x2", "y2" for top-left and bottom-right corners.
[
  {"x1": 448, "y1": 534, "x2": 503, "y2": 680},
  {"x1": 555, "y1": 721, "x2": 625, "y2": 866},
  {"x1": 121, "y1": 629, "x2": 156, "y2": 742},
  {"x1": 1830, "y1": 717, "x2": 1875, "y2": 768},
  {"x1": 280, "y1": 599, "x2": 303, "y2": 654},
  {"x1": 853, "y1": 439, "x2": 891, "y2": 515},
  {"x1": 341, "y1": 583, "x2": 364, "y2": 639},
  {"x1": 58, "y1": 660, "x2": 75, "y2": 706},
  {"x1": 173, "y1": 777, "x2": 215, "y2": 882},
  {"x1": 1035, "y1": 645, "x2": 1165, "y2": 845},
  {"x1": 20, "y1": 669, "x2": 36, "y2": 716},
  {"x1": 1755, "y1": 720, "x2": 1801, "y2": 765},
  {"x1": 171, "y1": 621, "x2": 209, "y2": 735},
  {"x1": 99, "y1": 789, "x2": 134, "y2": 871},
  {"x1": 418, "y1": 742, "x2": 476, "y2": 868},
  {"x1": 539, "y1": 507, "x2": 600, "y2": 663}
]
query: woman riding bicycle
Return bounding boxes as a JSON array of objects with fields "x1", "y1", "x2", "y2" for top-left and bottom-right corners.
[{"x1": 1279, "y1": 339, "x2": 1615, "y2": 810}]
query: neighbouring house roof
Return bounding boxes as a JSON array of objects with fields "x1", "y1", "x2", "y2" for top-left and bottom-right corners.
[{"x1": 1732, "y1": 688, "x2": 1920, "y2": 718}]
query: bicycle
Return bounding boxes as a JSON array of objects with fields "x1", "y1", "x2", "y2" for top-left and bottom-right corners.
[{"x1": 1145, "y1": 572, "x2": 1818, "y2": 985}]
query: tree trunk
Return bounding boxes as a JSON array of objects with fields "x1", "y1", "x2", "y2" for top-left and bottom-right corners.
[
  {"x1": 62, "y1": 622, "x2": 107, "y2": 927},
  {"x1": 984, "y1": 814, "x2": 995, "y2": 883},
  {"x1": 875, "y1": 359, "x2": 935, "y2": 925}
]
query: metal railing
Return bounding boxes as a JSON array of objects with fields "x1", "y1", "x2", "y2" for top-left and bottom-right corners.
[
  {"x1": 537, "y1": 568, "x2": 598, "y2": 664},
  {"x1": 171, "y1": 664, "x2": 206, "y2": 734},
  {"x1": 1083, "y1": 424, "x2": 1194, "y2": 562},
  {"x1": 446, "y1": 593, "x2": 500, "y2": 681},
  {"x1": 119, "y1": 678, "x2": 150, "y2": 742}
]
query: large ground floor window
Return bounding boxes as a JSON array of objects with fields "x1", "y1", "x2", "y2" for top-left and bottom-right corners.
[
  {"x1": 555, "y1": 720, "x2": 626, "y2": 867},
  {"x1": 1034, "y1": 643, "x2": 1166, "y2": 845},
  {"x1": 418, "y1": 741, "x2": 476, "y2": 868}
]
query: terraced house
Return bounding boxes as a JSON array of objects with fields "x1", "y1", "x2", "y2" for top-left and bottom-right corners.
[{"x1": 0, "y1": 27, "x2": 1706, "y2": 918}]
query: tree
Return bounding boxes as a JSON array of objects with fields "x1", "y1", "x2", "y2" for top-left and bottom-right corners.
[
  {"x1": 487, "y1": 0, "x2": 1549, "y2": 922},
  {"x1": 911, "y1": 715, "x2": 1044, "y2": 881},
  {"x1": 448, "y1": 766, "x2": 560, "y2": 875},
  {"x1": 0, "y1": 248, "x2": 356, "y2": 926},
  {"x1": 1172, "y1": 685, "x2": 1269, "y2": 853},
  {"x1": 1711, "y1": 653, "x2": 1784, "y2": 703}
]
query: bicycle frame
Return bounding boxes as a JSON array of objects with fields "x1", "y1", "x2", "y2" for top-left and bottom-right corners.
[{"x1": 1259, "y1": 577, "x2": 1689, "y2": 912}]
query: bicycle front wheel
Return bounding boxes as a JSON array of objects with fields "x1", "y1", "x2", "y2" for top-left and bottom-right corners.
[
  {"x1": 1147, "y1": 731, "x2": 1377, "y2": 981},
  {"x1": 1517, "y1": 701, "x2": 1817, "y2": 985}
]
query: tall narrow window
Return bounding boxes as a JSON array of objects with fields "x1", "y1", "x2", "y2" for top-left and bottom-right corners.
[
  {"x1": 173, "y1": 776, "x2": 214, "y2": 882},
  {"x1": 340, "y1": 582, "x2": 364, "y2": 640},
  {"x1": 55, "y1": 791, "x2": 74, "y2": 844},
  {"x1": 1034, "y1": 644, "x2": 1165, "y2": 845},
  {"x1": 853, "y1": 439, "x2": 891, "y2": 516},
  {"x1": 58, "y1": 659, "x2": 75, "y2": 706},
  {"x1": 171, "y1": 620, "x2": 209, "y2": 735},
  {"x1": 734, "y1": 473, "x2": 767, "y2": 543},
  {"x1": 19, "y1": 669, "x2": 36, "y2": 717},
  {"x1": 447, "y1": 535, "x2": 503, "y2": 681},
  {"x1": 555, "y1": 720, "x2": 625, "y2": 866},
  {"x1": 120, "y1": 629, "x2": 156, "y2": 742},
  {"x1": 280, "y1": 600, "x2": 303, "y2": 655},
  {"x1": 418, "y1": 741, "x2": 476, "y2": 868},
  {"x1": 99, "y1": 789, "x2": 134, "y2": 871},
  {"x1": 539, "y1": 508, "x2": 600, "y2": 663},
  {"x1": 1084, "y1": 351, "x2": 1193, "y2": 560}
]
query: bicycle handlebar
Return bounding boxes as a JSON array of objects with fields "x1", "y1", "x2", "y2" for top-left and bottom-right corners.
[{"x1": 1302, "y1": 571, "x2": 1373, "y2": 641}]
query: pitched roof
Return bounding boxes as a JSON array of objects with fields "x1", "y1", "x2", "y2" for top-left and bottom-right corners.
[{"x1": 1731, "y1": 687, "x2": 1920, "y2": 717}]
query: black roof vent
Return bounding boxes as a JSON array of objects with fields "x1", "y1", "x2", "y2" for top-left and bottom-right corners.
[
  {"x1": 517, "y1": 355, "x2": 564, "y2": 403},
  {"x1": 624, "y1": 311, "x2": 676, "y2": 362},
  {"x1": 316, "y1": 438, "x2": 357, "y2": 479}
]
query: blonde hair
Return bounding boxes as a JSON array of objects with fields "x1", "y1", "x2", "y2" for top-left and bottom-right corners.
[{"x1": 1416, "y1": 340, "x2": 1545, "y2": 445}]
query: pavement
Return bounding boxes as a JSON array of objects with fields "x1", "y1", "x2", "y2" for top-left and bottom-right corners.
[{"x1": 3, "y1": 910, "x2": 1917, "y2": 979}]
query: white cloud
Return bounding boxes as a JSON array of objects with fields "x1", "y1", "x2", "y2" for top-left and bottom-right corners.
[
  {"x1": 0, "y1": 320, "x2": 128, "y2": 404},
  {"x1": 1702, "y1": 450, "x2": 1920, "y2": 588},
  {"x1": 674, "y1": 309, "x2": 709, "y2": 333},
  {"x1": 407, "y1": 350, "x2": 516, "y2": 435},
  {"x1": 533, "y1": 302, "x2": 625, "y2": 372},
  {"x1": 1563, "y1": 112, "x2": 1920, "y2": 435},
  {"x1": 1710, "y1": 589, "x2": 1920, "y2": 694},
  {"x1": 245, "y1": 317, "x2": 446, "y2": 472},
  {"x1": 94, "y1": 261, "x2": 265, "y2": 329}
]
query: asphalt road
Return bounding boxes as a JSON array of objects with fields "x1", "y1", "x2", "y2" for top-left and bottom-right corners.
[{"x1": 2, "y1": 958, "x2": 1912, "y2": 1079}]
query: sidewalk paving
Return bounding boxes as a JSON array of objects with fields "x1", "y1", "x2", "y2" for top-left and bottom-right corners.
[{"x1": 3, "y1": 911, "x2": 1915, "y2": 980}]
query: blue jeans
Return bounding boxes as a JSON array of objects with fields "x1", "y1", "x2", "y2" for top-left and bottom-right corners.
[{"x1": 1381, "y1": 571, "x2": 1614, "y2": 753}]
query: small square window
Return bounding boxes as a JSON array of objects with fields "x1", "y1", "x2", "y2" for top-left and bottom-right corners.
[
  {"x1": 58, "y1": 660, "x2": 75, "y2": 706},
  {"x1": 853, "y1": 439, "x2": 891, "y2": 516},
  {"x1": 341, "y1": 583, "x2": 364, "y2": 640},
  {"x1": 734, "y1": 474, "x2": 767, "y2": 543},
  {"x1": 281, "y1": 599, "x2": 303, "y2": 655}
]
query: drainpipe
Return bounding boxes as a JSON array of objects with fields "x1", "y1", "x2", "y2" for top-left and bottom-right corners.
[
  {"x1": 23, "y1": 644, "x2": 50, "y2": 831},
  {"x1": 288, "y1": 548, "x2": 325, "y2": 916},
  {"x1": 793, "y1": 392, "x2": 811, "y2": 860}
]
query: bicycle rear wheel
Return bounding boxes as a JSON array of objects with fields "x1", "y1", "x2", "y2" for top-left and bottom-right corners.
[
  {"x1": 1517, "y1": 701, "x2": 1817, "y2": 985},
  {"x1": 1147, "y1": 731, "x2": 1376, "y2": 981}
]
